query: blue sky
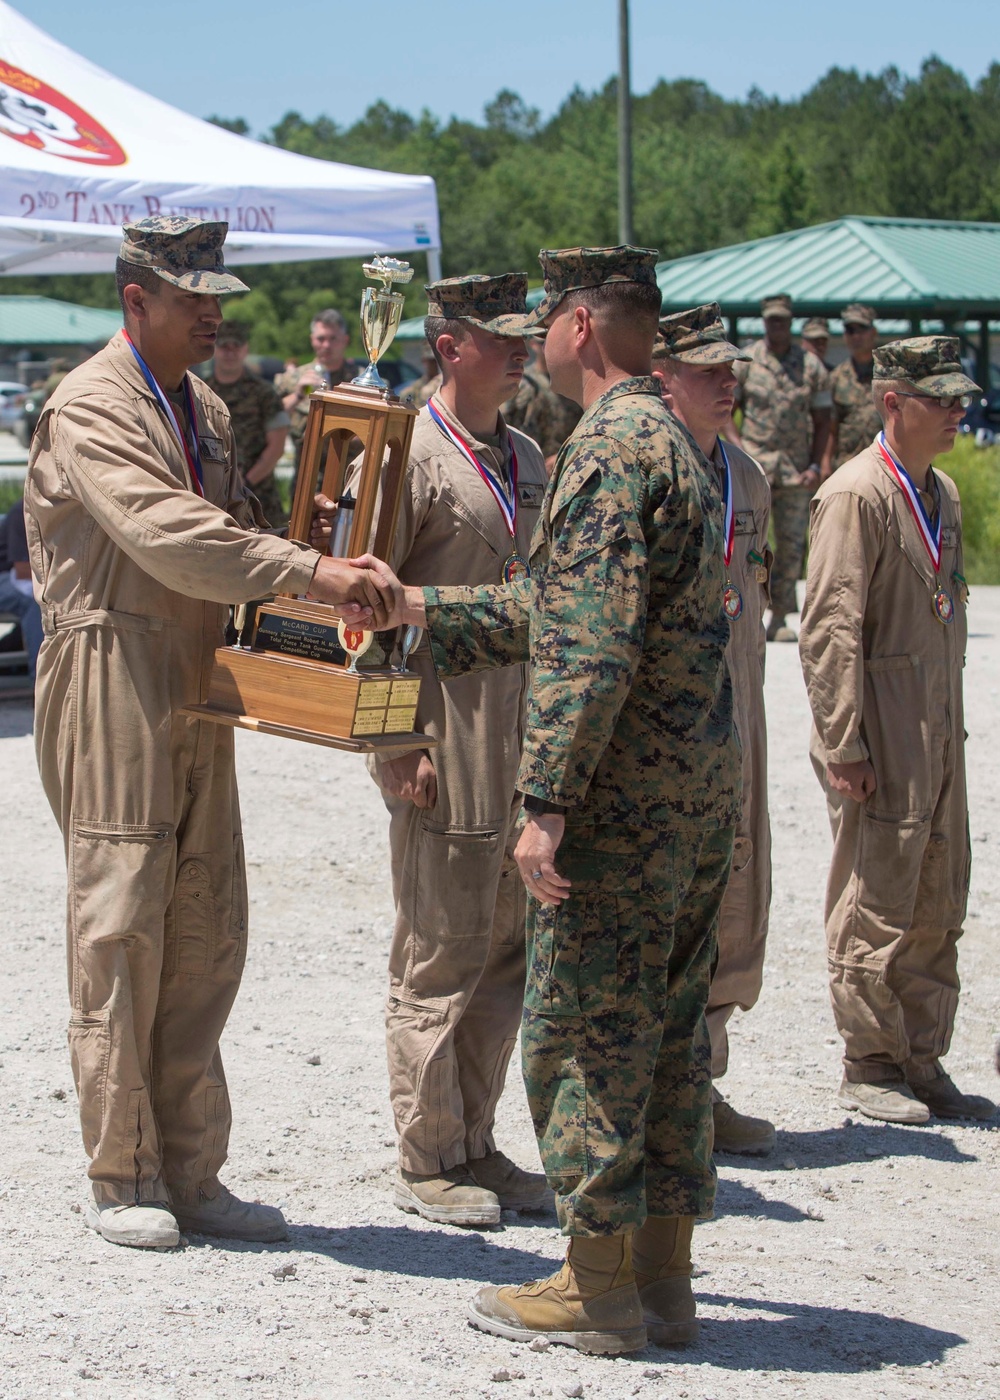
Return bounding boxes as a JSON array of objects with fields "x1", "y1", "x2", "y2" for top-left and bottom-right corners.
[{"x1": 12, "y1": 0, "x2": 998, "y2": 134}]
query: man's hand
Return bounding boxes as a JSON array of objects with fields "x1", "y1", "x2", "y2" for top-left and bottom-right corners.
[
  {"x1": 827, "y1": 759, "x2": 877, "y2": 802},
  {"x1": 307, "y1": 557, "x2": 390, "y2": 628},
  {"x1": 796, "y1": 465, "x2": 821, "y2": 490},
  {"x1": 348, "y1": 553, "x2": 427, "y2": 630},
  {"x1": 514, "y1": 813, "x2": 572, "y2": 905},
  {"x1": 310, "y1": 493, "x2": 337, "y2": 551},
  {"x1": 380, "y1": 751, "x2": 437, "y2": 808}
]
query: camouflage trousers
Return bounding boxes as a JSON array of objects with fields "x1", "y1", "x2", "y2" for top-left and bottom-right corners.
[
  {"x1": 249, "y1": 474, "x2": 286, "y2": 530},
  {"x1": 769, "y1": 485, "x2": 812, "y2": 620},
  {"x1": 522, "y1": 821, "x2": 734, "y2": 1236}
]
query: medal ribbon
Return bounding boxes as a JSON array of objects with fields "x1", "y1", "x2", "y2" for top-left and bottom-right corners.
[
  {"x1": 122, "y1": 329, "x2": 205, "y2": 497},
  {"x1": 877, "y1": 431, "x2": 941, "y2": 571},
  {"x1": 428, "y1": 398, "x2": 518, "y2": 538},
  {"x1": 718, "y1": 439, "x2": 735, "y2": 568}
]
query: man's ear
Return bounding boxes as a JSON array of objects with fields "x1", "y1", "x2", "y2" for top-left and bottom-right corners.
[
  {"x1": 122, "y1": 284, "x2": 147, "y2": 322},
  {"x1": 573, "y1": 304, "x2": 592, "y2": 345},
  {"x1": 435, "y1": 333, "x2": 460, "y2": 366}
]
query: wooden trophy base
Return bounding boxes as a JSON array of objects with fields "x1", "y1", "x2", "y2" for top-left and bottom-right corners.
[{"x1": 184, "y1": 601, "x2": 431, "y2": 755}]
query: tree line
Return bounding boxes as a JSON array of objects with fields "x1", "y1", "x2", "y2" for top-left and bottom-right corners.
[{"x1": 10, "y1": 57, "x2": 1000, "y2": 359}]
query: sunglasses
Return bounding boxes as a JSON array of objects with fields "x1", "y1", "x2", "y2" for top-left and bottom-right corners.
[{"x1": 894, "y1": 391, "x2": 974, "y2": 411}]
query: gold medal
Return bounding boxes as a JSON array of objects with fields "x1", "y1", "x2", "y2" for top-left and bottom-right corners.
[
  {"x1": 723, "y1": 583, "x2": 743, "y2": 621},
  {"x1": 932, "y1": 588, "x2": 954, "y2": 625},
  {"x1": 502, "y1": 551, "x2": 531, "y2": 584}
]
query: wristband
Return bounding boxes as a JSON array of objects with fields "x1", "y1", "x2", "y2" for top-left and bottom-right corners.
[{"x1": 522, "y1": 794, "x2": 566, "y2": 816}]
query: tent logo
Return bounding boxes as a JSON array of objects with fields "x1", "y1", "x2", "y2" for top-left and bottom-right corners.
[{"x1": 0, "y1": 61, "x2": 125, "y2": 166}]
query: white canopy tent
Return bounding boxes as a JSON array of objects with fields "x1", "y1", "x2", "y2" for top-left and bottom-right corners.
[{"x1": 0, "y1": 3, "x2": 441, "y2": 278}]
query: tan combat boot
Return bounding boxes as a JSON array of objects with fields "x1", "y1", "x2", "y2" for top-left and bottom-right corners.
[
  {"x1": 395, "y1": 1166, "x2": 500, "y2": 1226},
  {"x1": 85, "y1": 1198, "x2": 179, "y2": 1249},
  {"x1": 712, "y1": 1089, "x2": 776, "y2": 1157},
  {"x1": 467, "y1": 1149, "x2": 551, "y2": 1212},
  {"x1": 172, "y1": 1183, "x2": 288, "y2": 1242},
  {"x1": 632, "y1": 1215, "x2": 699, "y2": 1347},
  {"x1": 469, "y1": 1234, "x2": 646, "y2": 1355},
  {"x1": 908, "y1": 1072, "x2": 996, "y2": 1122},
  {"x1": 837, "y1": 1077, "x2": 929, "y2": 1124}
]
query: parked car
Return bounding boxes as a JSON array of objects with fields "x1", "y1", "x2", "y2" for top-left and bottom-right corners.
[{"x1": 0, "y1": 381, "x2": 27, "y2": 433}]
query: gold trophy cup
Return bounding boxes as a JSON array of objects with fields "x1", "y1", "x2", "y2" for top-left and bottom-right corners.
[
  {"x1": 353, "y1": 255, "x2": 415, "y2": 391},
  {"x1": 184, "y1": 255, "x2": 429, "y2": 754}
]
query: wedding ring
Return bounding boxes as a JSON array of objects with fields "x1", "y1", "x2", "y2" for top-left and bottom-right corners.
[{"x1": 531, "y1": 870, "x2": 543, "y2": 880}]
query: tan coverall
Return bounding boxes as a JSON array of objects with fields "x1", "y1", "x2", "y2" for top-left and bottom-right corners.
[
  {"x1": 372, "y1": 397, "x2": 547, "y2": 1174},
  {"x1": 799, "y1": 439, "x2": 970, "y2": 1085},
  {"x1": 25, "y1": 332, "x2": 321, "y2": 1207},
  {"x1": 705, "y1": 438, "x2": 773, "y2": 1078}
]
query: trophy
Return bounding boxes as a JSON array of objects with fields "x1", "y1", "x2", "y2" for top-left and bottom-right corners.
[
  {"x1": 184, "y1": 256, "x2": 429, "y2": 755},
  {"x1": 353, "y1": 255, "x2": 414, "y2": 391}
]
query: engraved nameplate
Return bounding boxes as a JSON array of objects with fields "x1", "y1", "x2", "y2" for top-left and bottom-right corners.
[{"x1": 253, "y1": 612, "x2": 346, "y2": 664}]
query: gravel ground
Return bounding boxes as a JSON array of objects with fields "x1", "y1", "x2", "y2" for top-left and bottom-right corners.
[{"x1": 2, "y1": 586, "x2": 998, "y2": 1400}]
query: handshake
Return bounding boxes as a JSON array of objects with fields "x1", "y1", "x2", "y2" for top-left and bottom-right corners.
[{"x1": 303, "y1": 492, "x2": 428, "y2": 631}]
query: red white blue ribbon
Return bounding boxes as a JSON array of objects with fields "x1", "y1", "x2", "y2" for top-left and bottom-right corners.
[
  {"x1": 719, "y1": 438, "x2": 735, "y2": 568},
  {"x1": 428, "y1": 397, "x2": 518, "y2": 538},
  {"x1": 877, "y1": 431, "x2": 940, "y2": 571},
  {"x1": 123, "y1": 329, "x2": 205, "y2": 497}
]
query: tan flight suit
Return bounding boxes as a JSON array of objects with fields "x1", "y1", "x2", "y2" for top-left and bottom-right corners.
[
  {"x1": 705, "y1": 438, "x2": 773, "y2": 1078},
  {"x1": 372, "y1": 396, "x2": 547, "y2": 1174},
  {"x1": 799, "y1": 439, "x2": 970, "y2": 1085},
  {"x1": 25, "y1": 332, "x2": 321, "y2": 1207}
]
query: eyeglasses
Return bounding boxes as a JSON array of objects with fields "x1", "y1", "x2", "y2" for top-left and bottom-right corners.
[{"x1": 894, "y1": 391, "x2": 974, "y2": 411}]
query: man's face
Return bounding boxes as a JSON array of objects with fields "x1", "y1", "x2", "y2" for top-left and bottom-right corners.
[
  {"x1": 451, "y1": 323, "x2": 529, "y2": 400},
  {"x1": 311, "y1": 319, "x2": 349, "y2": 369},
  {"x1": 659, "y1": 359, "x2": 738, "y2": 439},
  {"x1": 538, "y1": 302, "x2": 576, "y2": 399},
  {"x1": 888, "y1": 390, "x2": 967, "y2": 459},
  {"x1": 804, "y1": 336, "x2": 828, "y2": 362},
  {"x1": 139, "y1": 281, "x2": 223, "y2": 368},
  {"x1": 844, "y1": 324, "x2": 877, "y2": 360},
  {"x1": 212, "y1": 338, "x2": 249, "y2": 380},
  {"x1": 764, "y1": 316, "x2": 792, "y2": 356}
]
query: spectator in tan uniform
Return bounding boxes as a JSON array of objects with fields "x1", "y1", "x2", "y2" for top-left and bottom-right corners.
[
  {"x1": 368, "y1": 274, "x2": 550, "y2": 1226},
  {"x1": 800, "y1": 336, "x2": 995, "y2": 1125},
  {"x1": 653, "y1": 303, "x2": 775, "y2": 1156}
]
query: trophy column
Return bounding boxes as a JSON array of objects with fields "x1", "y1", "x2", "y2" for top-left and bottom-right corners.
[{"x1": 183, "y1": 257, "x2": 432, "y2": 755}]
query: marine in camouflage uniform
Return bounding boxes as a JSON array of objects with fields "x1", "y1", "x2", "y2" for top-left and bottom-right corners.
[
  {"x1": 733, "y1": 294, "x2": 832, "y2": 640},
  {"x1": 274, "y1": 309, "x2": 363, "y2": 478},
  {"x1": 204, "y1": 322, "x2": 289, "y2": 526},
  {"x1": 823, "y1": 303, "x2": 882, "y2": 474},
  {"x1": 403, "y1": 247, "x2": 740, "y2": 1353},
  {"x1": 503, "y1": 351, "x2": 582, "y2": 471}
]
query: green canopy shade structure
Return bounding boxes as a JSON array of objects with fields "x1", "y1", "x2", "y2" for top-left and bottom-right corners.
[
  {"x1": 655, "y1": 217, "x2": 1000, "y2": 386},
  {"x1": 0, "y1": 295, "x2": 121, "y2": 347}
]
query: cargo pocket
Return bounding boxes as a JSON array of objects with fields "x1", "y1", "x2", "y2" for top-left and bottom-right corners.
[
  {"x1": 526, "y1": 893, "x2": 640, "y2": 1017},
  {"x1": 67, "y1": 1009, "x2": 110, "y2": 1158},
  {"x1": 168, "y1": 858, "x2": 217, "y2": 976},
  {"x1": 71, "y1": 822, "x2": 173, "y2": 948},
  {"x1": 857, "y1": 812, "x2": 925, "y2": 932},
  {"x1": 412, "y1": 825, "x2": 503, "y2": 940},
  {"x1": 385, "y1": 992, "x2": 449, "y2": 1127}
]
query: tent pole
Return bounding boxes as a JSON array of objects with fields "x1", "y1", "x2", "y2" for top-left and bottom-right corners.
[
  {"x1": 978, "y1": 317, "x2": 991, "y2": 393},
  {"x1": 426, "y1": 248, "x2": 443, "y2": 284}
]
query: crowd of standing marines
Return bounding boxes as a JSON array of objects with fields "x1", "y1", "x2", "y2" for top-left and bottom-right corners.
[{"x1": 23, "y1": 215, "x2": 996, "y2": 1358}]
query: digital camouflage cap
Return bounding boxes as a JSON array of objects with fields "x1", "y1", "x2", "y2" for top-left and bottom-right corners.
[
  {"x1": 215, "y1": 319, "x2": 251, "y2": 346},
  {"x1": 761, "y1": 294, "x2": 793, "y2": 320},
  {"x1": 424, "y1": 273, "x2": 540, "y2": 337},
  {"x1": 841, "y1": 302, "x2": 876, "y2": 329},
  {"x1": 654, "y1": 302, "x2": 750, "y2": 364},
  {"x1": 873, "y1": 336, "x2": 979, "y2": 398},
  {"x1": 532, "y1": 245, "x2": 660, "y2": 320},
  {"x1": 119, "y1": 217, "x2": 249, "y2": 294},
  {"x1": 801, "y1": 317, "x2": 829, "y2": 340}
]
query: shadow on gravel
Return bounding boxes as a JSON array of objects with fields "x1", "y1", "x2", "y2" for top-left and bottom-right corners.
[
  {"x1": 712, "y1": 1176, "x2": 812, "y2": 1223},
  {"x1": 690, "y1": 1292, "x2": 965, "y2": 1373},
  {"x1": 233, "y1": 1223, "x2": 562, "y2": 1282},
  {"x1": 726, "y1": 1124, "x2": 980, "y2": 1170}
]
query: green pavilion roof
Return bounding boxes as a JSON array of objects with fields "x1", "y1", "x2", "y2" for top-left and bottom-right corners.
[{"x1": 0, "y1": 295, "x2": 121, "y2": 346}]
